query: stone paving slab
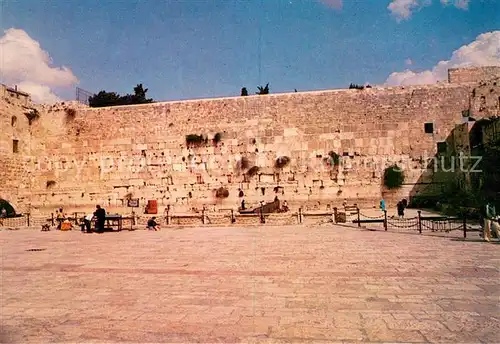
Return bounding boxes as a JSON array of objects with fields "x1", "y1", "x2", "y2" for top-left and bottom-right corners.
[{"x1": 1, "y1": 225, "x2": 499, "y2": 343}]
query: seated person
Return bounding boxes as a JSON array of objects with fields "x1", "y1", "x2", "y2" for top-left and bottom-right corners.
[
  {"x1": 82, "y1": 213, "x2": 94, "y2": 233},
  {"x1": 147, "y1": 217, "x2": 160, "y2": 231},
  {"x1": 282, "y1": 200, "x2": 289, "y2": 212}
]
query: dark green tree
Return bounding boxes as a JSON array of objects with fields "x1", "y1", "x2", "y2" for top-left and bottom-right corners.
[
  {"x1": 88, "y1": 84, "x2": 153, "y2": 107},
  {"x1": 256, "y1": 83, "x2": 269, "y2": 95},
  {"x1": 131, "y1": 84, "x2": 153, "y2": 104},
  {"x1": 89, "y1": 91, "x2": 121, "y2": 107},
  {"x1": 241, "y1": 87, "x2": 248, "y2": 96}
]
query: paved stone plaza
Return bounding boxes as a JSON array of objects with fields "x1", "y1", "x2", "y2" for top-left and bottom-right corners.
[{"x1": 1, "y1": 224, "x2": 499, "y2": 343}]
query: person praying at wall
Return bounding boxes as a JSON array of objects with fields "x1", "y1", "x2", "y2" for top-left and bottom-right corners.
[
  {"x1": 94, "y1": 205, "x2": 106, "y2": 233},
  {"x1": 282, "y1": 200, "x2": 289, "y2": 212},
  {"x1": 83, "y1": 213, "x2": 94, "y2": 233},
  {"x1": 483, "y1": 202, "x2": 497, "y2": 242},
  {"x1": 380, "y1": 199, "x2": 386, "y2": 212},
  {"x1": 56, "y1": 208, "x2": 64, "y2": 230},
  {"x1": 147, "y1": 217, "x2": 160, "y2": 231},
  {"x1": 241, "y1": 199, "x2": 246, "y2": 210},
  {"x1": 397, "y1": 201, "x2": 405, "y2": 218}
]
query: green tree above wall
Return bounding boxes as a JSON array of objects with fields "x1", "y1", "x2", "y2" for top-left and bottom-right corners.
[{"x1": 89, "y1": 84, "x2": 154, "y2": 107}]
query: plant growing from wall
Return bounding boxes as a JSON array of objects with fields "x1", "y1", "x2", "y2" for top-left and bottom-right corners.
[
  {"x1": 275, "y1": 156, "x2": 290, "y2": 168},
  {"x1": 46, "y1": 180, "x2": 56, "y2": 189},
  {"x1": 65, "y1": 108, "x2": 77, "y2": 121},
  {"x1": 236, "y1": 157, "x2": 250, "y2": 172},
  {"x1": 246, "y1": 166, "x2": 260, "y2": 177},
  {"x1": 213, "y1": 133, "x2": 222, "y2": 145},
  {"x1": 186, "y1": 134, "x2": 208, "y2": 147},
  {"x1": 25, "y1": 108, "x2": 40, "y2": 125},
  {"x1": 324, "y1": 151, "x2": 340, "y2": 167},
  {"x1": 215, "y1": 187, "x2": 229, "y2": 198},
  {"x1": 383, "y1": 164, "x2": 405, "y2": 189}
]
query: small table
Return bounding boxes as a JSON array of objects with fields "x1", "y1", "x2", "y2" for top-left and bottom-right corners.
[{"x1": 105, "y1": 215, "x2": 123, "y2": 231}]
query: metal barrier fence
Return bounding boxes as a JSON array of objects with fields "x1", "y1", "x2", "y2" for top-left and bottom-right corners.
[
  {"x1": 0, "y1": 208, "x2": 479, "y2": 236},
  {"x1": 352, "y1": 208, "x2": 477, "y2": 238}
]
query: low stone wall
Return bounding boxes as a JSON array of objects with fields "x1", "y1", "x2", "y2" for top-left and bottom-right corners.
[{"x1": 0, "y1": 211, "x2": 337, "y2": 229}]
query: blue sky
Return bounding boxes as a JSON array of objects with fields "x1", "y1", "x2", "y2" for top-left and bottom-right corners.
[{"x1": 1, "y1": 0, "x2": 499, "y2": 103}]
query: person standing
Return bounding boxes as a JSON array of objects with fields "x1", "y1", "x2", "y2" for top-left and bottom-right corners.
[
  {"x1": 56, "y1": 208, "x2": 64, "y2": 230},
  {"x1": 483, "y1": 203, "x2": 496, "y2": 242},
  {"x1": 380, "y1": 199, "x2": 386, "y2": 212},
  {"x1": 397, "y1": 201, "x2": 404, "y2": 218},
  {"x1": 0, "y1": 208, "x2": 7, "y2": 218},
  {"x1": 94, "y1": 205, "x2": 106, "y2": 233}
]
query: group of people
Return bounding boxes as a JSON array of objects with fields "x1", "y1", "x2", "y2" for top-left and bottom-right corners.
[
  {"x1": 239, "y1": 197, "x2": 289, "y2": 212},
  {"x1": 379, "y1": 198, "x2": 408, "y2": 218},
  {"x1": 78, "y1": 205, "x2": 106, "y2": 233}
]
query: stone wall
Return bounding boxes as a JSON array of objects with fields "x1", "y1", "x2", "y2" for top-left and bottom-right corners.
[
  {"x1": 0, "y1": 85, "x2": 33, "y2": 211},
  {"x1": 448, "y1": 67, "x2": 500, "y2": 84},
  {"x1": 2, "y1": 67, "x2": 499, "y2": 216},
  {"x1": 470, "y1": 77, "x2": 500, "y2": 118}
]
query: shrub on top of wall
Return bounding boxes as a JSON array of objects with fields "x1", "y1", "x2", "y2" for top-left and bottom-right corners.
[
  {"x1": 383, "y1": 165, "x2": 405, "y2": 189},
  {"x1": 349, "y1": 83, "x2": 365, "y2": 90},
  {"x1": 186, "y1": 134, "x2": 208, "y2": 147},
  {"x1": 275, "y1": 156, "x2": 290, "y2": 168}
]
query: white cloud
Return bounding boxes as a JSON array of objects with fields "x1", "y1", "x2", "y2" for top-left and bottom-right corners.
[
  {"x1": 385, "y1": 31, "x2": 500, "y2": 86},
  {"x1": 440, "y1": 0, "x2": 470, "y2": 9},
  {"x1": 16, "y1": 81, "x2": 62, "y2": 104},
  {"x1": 388, "y1": 0, "x2": 421, "y2": 21},
  {"x1": 0, "y1": 28, "x2": 78, "y2": 104},
  {"x1": 389, "y1": 0, "x2": 470, "y2": 21}
]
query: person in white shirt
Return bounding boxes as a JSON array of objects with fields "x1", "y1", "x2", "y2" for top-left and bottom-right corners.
[{"x1": 83, "y1": 213, "x2": 94, "y2": 233}]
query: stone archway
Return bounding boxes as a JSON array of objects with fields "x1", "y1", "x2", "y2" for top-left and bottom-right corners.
[{"x1": 0, "y1": 199, "x2": 16, "y2": 217}]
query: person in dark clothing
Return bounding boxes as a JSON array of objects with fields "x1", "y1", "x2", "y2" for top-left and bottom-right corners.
[
  {"x1": 94, "y1": 205, "x2": 106, "y2": 233},
  {"x1": 241, "y1": 199, "x2": 246, "y2": 210},
  {"x1": 397, "y1": 201, "x2": 405, "y2": 218},
  {"x1": 147, "y1": 217, "x2": 160, "y2": 231}
]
